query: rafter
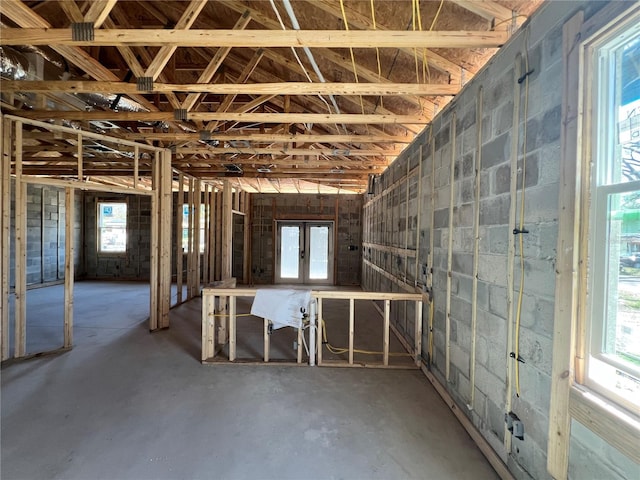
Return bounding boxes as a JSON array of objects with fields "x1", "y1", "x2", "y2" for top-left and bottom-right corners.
[
  {"x1": 450, "y1": 0, "x2": 514, "y2": 23},
  {"x1": 305, "y1": 0, "x2": 466, "y2": 82},
  {"x1": 174, "y1": 147, "x2": 400, "y2": 157},
  {"x1": 143, "y1": 0, "x2": 208, "y2": 80},
  {"x1": 119, "y1": 133, "x2": 410, "y2": 144},
  {"x1": 84, "y1": 0, "x2": 118, "y2": 28},
  {"x1": 181, "y1": 10, "x2": 252, "y2": 112},
  {"x1": 19, "y1": 111, "x2": 429, "y2": 124},
  {"x1": 1, "y1": 28, "x2": 510, "y2": 48}
]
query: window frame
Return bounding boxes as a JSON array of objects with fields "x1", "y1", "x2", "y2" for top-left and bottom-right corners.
[
  {"x1": 583, "y1": 11, "x2": 640, "y2": 417},
  {"x1": 96, "y1": 200, "x2": 128, "y2": 255},
  {"x1": 181, "y1": 203, "x2": 206, "y2": 255}
]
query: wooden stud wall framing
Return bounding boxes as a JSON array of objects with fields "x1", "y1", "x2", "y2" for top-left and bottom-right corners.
[
  {"x1": 1, "y1": 114, "x2": 169, "y2": 352},
  {"x1": 470, "y1": 88, "x2": 483, "y2": 405},
  {"x1": 14, "y1": 121, "x2": 26, "y2": 358},
  {"x1": 202, "y1": 288, "x2": 423, "y2": 368},
  {"x1": 1, "y1": 118, "x2": 11, "y2": 360},
  {"x1": 187, "y1": 177, "x2": 195, "y2": 299},
  {"x1": 194, "y1": 178, "x2": 202, "y2": 295},
  {"x1": 176, "y1": 173, "x2": 184, "y2": 304},
  {"x1": 445, "y1": 113, "x2": 456, "y2": 381},
  {"x1": 63, "y1": 188, "x2": 74, "y2": 348},
  {"x1": 221, "y1": 180, "x2": 232, "y2": 280}
]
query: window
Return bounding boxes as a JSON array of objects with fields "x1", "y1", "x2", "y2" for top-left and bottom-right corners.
[
  {"x1": 182, "y1": 204, "x2": 205, "y2": 254},
  {"x1": 586, "y1": 19, "x2": 640, "y2": 414},
  {"x1": 98, "y1": 202, "x2": 127, "y2": 253}
]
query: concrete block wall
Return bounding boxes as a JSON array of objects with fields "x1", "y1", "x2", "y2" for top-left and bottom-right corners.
[
  {"x1": 8, "y1": 182, "x2": 82, "y2": 287},
  {"x1": 251, "y1": 194, "x2": 362, "y2": 285},
  {"x1": 83, "y1": 193, "x2": 151, "y2": 280},
  {"x1": 362, "y1": 2, "x2": 637, "y2": 479}
]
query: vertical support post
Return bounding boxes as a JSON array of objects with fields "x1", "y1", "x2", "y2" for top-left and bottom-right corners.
[
  {"x1": 63, "y1": 187, "x2": 74, "y2": 348},
  {"x1": 194, "y1": 178, "x2": 201, "y2": 294},
  {"x1": 203, "y1": 184, "x2": 210, "y2": 286},
  {"x1": 243, "y1": 194, "x2": 251, "y2": 284},
  {"x1": 383, "y1": 299, "x2": 390, "y2": 366},
  {"x1": 133, "y1": 145, "x2": 139, "y2": 189},
  {"x1": 229, "y1": 295, "x2": 236, "y2": 361},
  {"x1": 0, "y1": 117, "x2": 11, "y2": 360},
  {"x1": 149, "y1": 151, "x2": 159, "y2": 331},
  {"x1": 159, "y1": 149, "x2": 172, "y2": 329},
  {"x1": 309, "y1": 298, "x2": 316, "y2": 366},
  {"x1": 187, "y1": 177, "x2": 194, "y2": 299},
  {"x1": 215, "y1": 190, "x2": 222, "y2": 280},
  {"x1": 208, "y1": 188, "x2": 216, "y2": 284},
  {"x1": 547, "y1": 12, "x2": 584, "y2": 479},
  {"x1": 415, "y1": 300, "x2": 423, "y2": 367},
  {"x1": 317, "y1": 297, "x2": 323, "y2": 366},
  {"x1": 77, "y1": 133, "x2": 83, "y2": 180},
  {"x1": 222, "y1": 180, "x2": 232, "y2": 279},
  {"x1": 263, "y1": 318, "x2": 270, "y2": 362},
  {"x1": 14, "y1": 121, "x2": 26, "y2": 358},
  {"x1": 176, "y1": 173, "x2": 184, "y2": 304},
  {"x1": 445, "y1": 113, "x2": 457, "y2": 381},
  {"x1": 297, "y1": 323, "x2": 303, "y2": 364},
  {"x1": 470, "y1": 88, "x2": 483, "y2": 404},
  {"x1": 505, "y1": 55, "x2": 523, "y2": 449},
  {"x1": 348, "y1": 298, "x2": 355, "y2": 365}
]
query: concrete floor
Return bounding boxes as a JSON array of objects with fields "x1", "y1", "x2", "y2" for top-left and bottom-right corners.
[{"x1": 2, "y1": 281, "x2": 499, "y2": 480}]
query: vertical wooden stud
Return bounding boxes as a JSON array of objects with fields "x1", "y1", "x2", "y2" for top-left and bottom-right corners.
[
  {"x1": 194, "y1": 178, "x2": 201, "y2": 294},
  {"x1": 14, "y1": 121, "x2": 26, "y2": 358},
  {"x1": 263, "y1": 318, "x2": 270, "y2": 362},
  {"x1": 1, "y1": 117, "x2": 11, "y2": 360},
  {"x1": 222, "y1": 180, "x2": 232, "y2": 279},
  {"x1": 176, "y1": 173, "x2": 184, "y2": 304},
  {"x1": 317, "y1": 297, "x2": 323, "y2": 366},
  {"x1": 203, "y1": 184, "x2": 210, "y2": 286},
  {"x1": 149, "y1": 151, "x2": 159, "y2": 331},
  {"x1": 229, "y1": 295, "x2": 236, "y2": 361},
  {"x1": 187, "y1": 177, "x2": 195, "y2": 299},
  {"x1": 77, "y1": 133, "x2": 83, "y2": 180},
  {"x1": 215, "y1": 190, "x2": 222, "y2": 280},
  {"x1": 133, "y1": 145, "x2": 139, "y2": 189},
  {"x1": 297, "y1": 324, "x2": 303, "y2": 364},
  {"x1": 383, "y1": 299, "x2": 390, "y2": 366},
  {"x1": 349, "y1": 298, "x2": 355, "y2": 365},
  {"x1": 547, "y1": 12, "x2": 584, "y2": 479},
  {"x1": 208, "y1": 187, "x2": 216, "y2": 284},
  {"x1": 243, "y1": 193, "x2": 251, "y2": 285},
  {"x1": 470, "y1": 88, "x2": 483, "y2": 404},
  {"x1": 415, "y1": 300, "x2": 423, "y2": 367},
  {"x1": 159, "y1": 150, "x2": 172, "y2": 329},
  {"x1": 64, "y1": 187, "x2": 74, "y2": 348},
  {"x1": 445, "y1": 114, "x2": 457, "y2": 381}
]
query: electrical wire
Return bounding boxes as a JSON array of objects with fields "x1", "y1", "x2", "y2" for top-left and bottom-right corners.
[
  {"x1": 514, "y1": 27, "x2": 531, "y2": 398},
  {"x1": 321, "y1": 319, "x2": 413, "y2": 357},
  {"x1": 339, "y1": 0, "x2": 367, "y2": 119}
]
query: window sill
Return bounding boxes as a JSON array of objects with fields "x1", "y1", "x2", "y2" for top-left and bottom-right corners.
[{"x1": 569, "y1": 385, "x2": 640, "y2": 463}]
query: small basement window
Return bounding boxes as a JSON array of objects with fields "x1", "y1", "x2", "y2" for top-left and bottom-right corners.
[{"x1": 97, "y1": 202, "x2": 127, "y2": 253}]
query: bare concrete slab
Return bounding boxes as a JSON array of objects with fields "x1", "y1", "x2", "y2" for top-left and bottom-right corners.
[{"x1": 2, "y1": 282, "x2": 499, "y2": 480}]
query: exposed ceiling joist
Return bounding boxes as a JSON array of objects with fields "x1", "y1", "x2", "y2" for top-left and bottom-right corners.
[
  {"x1": 0, "y1": 28, "x2": 510, "y2": 48},
  {"x1": 1, "y1": 80, "x2": 460, "y2": 97}
]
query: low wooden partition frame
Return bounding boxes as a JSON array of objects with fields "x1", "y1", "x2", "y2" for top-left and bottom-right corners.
[{"x1": 202, "y1": 288, "x2": 423, "y2": 368}]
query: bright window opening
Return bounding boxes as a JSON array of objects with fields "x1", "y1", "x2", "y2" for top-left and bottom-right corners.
[
  {"x1": 588, "y1": 22, "x2": 640, "y2": 413},
  {"x1": 182, "y1": 204, "x2": 205, "y2": 254},
  {"x1": 98, "y1": 202, "x2": 127, "y2": 253}
]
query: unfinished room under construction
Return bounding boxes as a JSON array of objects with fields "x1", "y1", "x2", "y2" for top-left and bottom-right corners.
[{"x1": 1, "y1": 1, "x2": 639, "y2": 479}]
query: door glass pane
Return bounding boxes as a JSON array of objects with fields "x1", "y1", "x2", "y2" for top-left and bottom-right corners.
[
  {"x1": 309, "y1": 226, "x2": 329, "y2": 280},
  {"x1": 280, "y1": 226, "x2": 300, "y2": 279}
]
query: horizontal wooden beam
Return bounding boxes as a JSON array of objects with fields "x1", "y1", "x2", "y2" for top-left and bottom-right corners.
[
  {"x1": 1, "y1": 28, "x2": 510, "y2": 48},
  {"x1": 2, "y1": 80, "x2": 460, "y2": 97},
  {"x1": 29, "y1": 131, "x2": 411, "y2": 144},
  {"x1": 19, "y1": 111, "x2": 429, "y2": 124},
  {"x1": 175, "y1": 146, "x2": 400, "y2": 157}
]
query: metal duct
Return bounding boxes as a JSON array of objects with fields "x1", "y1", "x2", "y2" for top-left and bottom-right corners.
[{"x1": 0, "y1": 46, "x2": 30, "y2": 80}]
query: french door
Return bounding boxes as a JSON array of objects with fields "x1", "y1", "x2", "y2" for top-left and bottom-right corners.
[{"x1": 275, "y1": 221, "x2": 334, "y2": 284}]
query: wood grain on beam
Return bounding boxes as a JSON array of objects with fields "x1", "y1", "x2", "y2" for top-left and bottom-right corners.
[
  {"x1": 121, "y1": 132, "x2": 411, "y2": 143},
  {"x1": 450, "y1": 0, "x2": 513, "y2": 22},
  {"x1": 175, "y1": 147, "x2": 400, "y2": 157},
  {"x1": 143, "y1": 0, "x2": 208, "y2": 80},
  {"x1": 3, "y1": 80, "x2": 460, "y2": 96},
  {"x1": 182, "y1": 10, "x2": 252, "y2": 112},
  {"x1": 1, "y1": 28, "x2": 510, "y2": 48},
  {"x1": 84, "y1": 0, "x2": 118, "y2": 28},
  {"x1": 20, "y1": 111, "x2": 429, "y2": 124}
]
